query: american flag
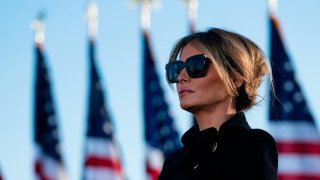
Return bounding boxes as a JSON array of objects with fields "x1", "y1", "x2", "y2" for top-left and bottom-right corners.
[
  {"x1": 142, "y1": 31, "x2": 181, "y2": 180},
  {"x1": 83, "y1": 40, "x2": 124, "y2": 180},
  {"x1": 33, "y1": 43, "x2": 67, "y2": 180},
  {"x1": 269, "y1": 15, "x2": 320, "y2": 180}
]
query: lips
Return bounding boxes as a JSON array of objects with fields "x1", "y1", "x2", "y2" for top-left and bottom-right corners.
[{"x1": 178, "y1": 89, "x2": 194, "y2": 97}]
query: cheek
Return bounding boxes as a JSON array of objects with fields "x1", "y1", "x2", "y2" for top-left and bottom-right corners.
[{"x1": 197, "y1": 77, "x2": 229, "y2": 100}]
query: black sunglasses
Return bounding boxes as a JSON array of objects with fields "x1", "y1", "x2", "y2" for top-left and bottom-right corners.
[{"x1": 165, "y1": 54, "x2": 211, "y2": 83}]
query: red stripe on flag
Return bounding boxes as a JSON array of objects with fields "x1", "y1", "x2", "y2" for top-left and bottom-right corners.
[
  {"x1": 146, "y1": 162, "x2": 160, "y2": 180},
  {"x1": 278, "y1": 173, "x2": 320, "y2": 180},
  {"x1": 34, "y1": 160, "x2": 54, "y2": 180},
  {"x1": 277, "y1": 141, "x2": 320, "y2": 154},
  {"x1": 85, "y1": 156, "x2": 122, "y2": 173}
]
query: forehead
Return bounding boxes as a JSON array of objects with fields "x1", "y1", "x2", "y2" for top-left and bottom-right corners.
[{"x1": 179, "y1": 43, "x2": 203, "y2": 61}]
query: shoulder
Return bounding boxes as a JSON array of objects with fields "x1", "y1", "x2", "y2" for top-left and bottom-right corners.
[
  {"x1": 238, "y1": 128, "x2": 278, "y2": 153},
  {"x1": 244, "y1": 128, "x2": 277, "y2": 146},
  {"x1": 226, "y1": 128, "x2": 278, "y2": 164},
  {"x1": 246, "y1": 128, "x2": 275, "y2": 139},
  {"x1": 243, "y1": 129, "x2": 279, "y2": 178},
  {"x1": 226, "y1": 128, "x2": 277, "y2": 148},
  {"x1": 241, "y1": 128, "x2": 278, "y2": 166}
]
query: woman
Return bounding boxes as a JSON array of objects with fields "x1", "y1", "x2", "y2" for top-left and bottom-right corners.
[{"x1": 158, "y1": 28, "x2": 278, "y2": 180}]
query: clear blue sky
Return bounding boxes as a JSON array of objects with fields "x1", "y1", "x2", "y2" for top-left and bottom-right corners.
[{"x1": 1, "y1": 0, "x2": 320, "y2": 179}]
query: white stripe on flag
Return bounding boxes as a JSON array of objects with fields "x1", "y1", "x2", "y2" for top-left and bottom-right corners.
[
  {"x1": 85, "y1": 137, "x2": 119, "y2": 158},
  {"x1": 146, "y1": 145, "x2": 164, "y2": 172},
  {"x1": 270, "y1": 121, "x2": 320, "y2": 141},
  {"x1": 42, "y1": 156, "x2": 67, "y2": 180},
  {"x1": 84, "y1": 137, "x2": 123, "y2": 179},
  {"x1": 279, "y1": 154, "x2": 320, "y2": 175},
  {"x1": 85, "y1": 166, "x2": 123, "y2": 180},
  {"x1": 35, "y1": 145, "x2": 67, "y2": 180}
]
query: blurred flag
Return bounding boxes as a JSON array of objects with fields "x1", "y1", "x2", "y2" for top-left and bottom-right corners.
[
  {"x1": 142, "y1": 31, "x2": 181, "y2": 180},
  {"x1": 83, "y1": 40, "x2": 124, "y2": 180},
  {"x1": 269, "y1": 15, "x2": 320, "y2": 180},
  {"x1": 33, "y1": 43, "x2": 67, "y2": 180}
]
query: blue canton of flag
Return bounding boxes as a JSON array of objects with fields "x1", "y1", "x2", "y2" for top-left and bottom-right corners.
[
  {"x1": 268, "y1": 15, "x2": 320, "y2": 180},
  {"x1": 142, "y1": 31, "x2": 181, "y2": 180},
  {"x1": 34, "y1": 44, "x2": 67, "y2": 180},
  {"x1": 83, "y1": 40, "x2": 124, "y2": 180}
]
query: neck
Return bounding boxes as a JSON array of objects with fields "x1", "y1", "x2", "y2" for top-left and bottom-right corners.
[{"x1": 193, "y1": 97, "x2": 237, "y2": 131}]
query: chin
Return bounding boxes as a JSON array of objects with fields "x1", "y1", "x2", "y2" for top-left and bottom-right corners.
[{"x1": 180, "y1": 102, "x2": 198, "y2": 113}]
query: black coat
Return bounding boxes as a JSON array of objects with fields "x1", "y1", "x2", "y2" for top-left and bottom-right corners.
[{"x1": 158, "y1": 112, "x2": 278, "y2": 180}]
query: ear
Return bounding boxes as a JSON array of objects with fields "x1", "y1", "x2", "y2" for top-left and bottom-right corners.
[{"x1": 232, "y1": 73, "x2": 244, "y2": 89}]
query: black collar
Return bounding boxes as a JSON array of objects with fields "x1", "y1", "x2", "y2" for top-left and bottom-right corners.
[
  {"x1": 219, "y1": 112, "x2": 251, "y2": 133},
  {"x1": 181, "y1": 112, "x2": 251, "y2": 152}
]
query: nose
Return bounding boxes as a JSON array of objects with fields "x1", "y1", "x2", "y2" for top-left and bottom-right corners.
[{"x1": 177, "y1": 67, "x2": 190, "y2": 83}]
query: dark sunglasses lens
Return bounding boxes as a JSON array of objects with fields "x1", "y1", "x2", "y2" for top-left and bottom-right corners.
[
  {"x1": 166, "y1": 55, "x2": 209, "y2": 83},
  {"x1": 167, "y1": 62, "x2": 182, "y2": 83},
  {"x1": 186, "y1": 56, "x2": 206, "y2": 78}
]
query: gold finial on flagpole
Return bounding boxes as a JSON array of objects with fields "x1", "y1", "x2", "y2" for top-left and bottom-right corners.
[
  {"x1": 86, "y1": 1, "x2": 99, "y2": 40},
  {"x1": 31, "y1": 10, "x2": 46, "y2": 44},
  {"x1": 182, "y1": 0, "x2": 199, "y2": 33},
  {"x1": 129, "y1": 0, "x2": 161, "y2": 31},
  {"x1": 268, "y1": 0, "x2": 278, "y2": 15}
]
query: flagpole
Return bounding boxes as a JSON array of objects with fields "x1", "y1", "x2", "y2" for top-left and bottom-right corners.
[
  {"x1": 31, "y1": 10, "x2": 46, "y2": 45},
  {"x1": 182, "y1": 0, "x2": 198, "y2": 33},
  {"x1": 86, "y1": 1, "x2": 98, "y2": 41}
]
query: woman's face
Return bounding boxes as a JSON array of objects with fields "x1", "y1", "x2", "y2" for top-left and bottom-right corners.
[{"x1": 176, "y1": 43, "x2": 231, "y2": 112}]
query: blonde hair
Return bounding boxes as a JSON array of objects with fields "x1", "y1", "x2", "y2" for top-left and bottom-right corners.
[{"x1": 168, "y1": 27, "x2": 273, "y2": 112}]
